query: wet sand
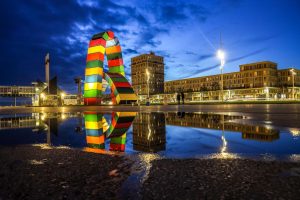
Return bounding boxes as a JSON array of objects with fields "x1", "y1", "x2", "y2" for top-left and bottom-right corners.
[
  {"x1": 1, "y1": 146, "x2": 300, "y2": 200},
  {"x1": 142, "y1": 158, "x2": 300, "y2": 200},
  {"x1": 0, "y1": 145, "x2": 132, "y2": 200}
]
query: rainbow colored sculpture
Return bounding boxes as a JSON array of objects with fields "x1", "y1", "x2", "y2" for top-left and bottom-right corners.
[
  {"x1": 84, "y1": 112, "x2": 136, "y2": 153},
  {"x1": 84, "y1": 31, "x2": 137, "y2": 105}
]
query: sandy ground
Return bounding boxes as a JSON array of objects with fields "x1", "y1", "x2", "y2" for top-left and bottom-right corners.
[
  {"x1": 1, "y1": 145, "x2": 300, "y2": 199},
  {"x1": 0, "y1": 145, "x2": 132, "y2": 200},
  {"x1": 142, "y1": 158, "x2": 300, "y2": 200}
]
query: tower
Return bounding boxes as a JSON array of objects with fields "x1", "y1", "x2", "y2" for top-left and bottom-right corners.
[{"x1": 45, "y1": 53, "x2": 50, "y2": 93}]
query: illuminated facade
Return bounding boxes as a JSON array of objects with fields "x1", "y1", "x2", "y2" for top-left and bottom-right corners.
[
  {"x1": 131, "y1": 52, "x2": 164, "y2": 96},
  {"x1": 164, "y1": 61, "x2": 300, "y2": 101},
  {"x1": 84, "y1": 31, "x2": 137, "y2": 105}
]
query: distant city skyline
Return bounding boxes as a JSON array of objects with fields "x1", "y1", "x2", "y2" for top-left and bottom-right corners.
[{"x1": 0, "y1": 0, "x2": 300, "y2": 93}]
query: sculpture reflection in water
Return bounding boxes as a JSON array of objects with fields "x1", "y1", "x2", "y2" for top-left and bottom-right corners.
[{"x1": 84, "y1": 112, "x2": 136, "y2": 153}]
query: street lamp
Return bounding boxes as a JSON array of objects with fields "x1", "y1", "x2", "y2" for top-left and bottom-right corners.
[
  {"x1": 264, "y1": 87, "x2": 269, "y2": 100},
  {"x1": 146, "y1": 68, "x2": 150, "y2": 105},
  {"x1": 290, "y1": 68, "x2": 296, "y2": 100},
  {"x1": 40, "y1": 93, "x2": 46, "y2": 100},
  {"x1": 60, "y1": 92, "x2": 65, "y2": 106},
  {"x1": 145, "y1": 55, "x2": 151, "y2": 106},
  {"x1": 217, "y1": 49, "x2": 225, "y2": 101}
]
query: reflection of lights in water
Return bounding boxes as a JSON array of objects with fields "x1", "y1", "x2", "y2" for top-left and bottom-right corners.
[
  {"x1": 209, "y1": 127, "x2": 239, "y2": 159},
  {"x1": 32, "y1": 144, "x2": 52, "y2": 149},
  {"x1": 147, "y1": 124, "x2": 151, "y2": 140},
  {"x1": 221, "y1": 135, "x2": 227, "y2": 153},
  {"x1": 261, "y1": 153, "x2": 276, "y2": 161},
  {"x1": 29, "y1": 159, "x2": 44, "y2": 165},
  {"x1": 290, "y1": 154, "x2": 300, "y2": 162},
  {"x1": 264, "y1": 121, "x2": 272, "y2": 124},
  {"x1": 289, "y1": 128, "x2": 300, "y2": 137},
  {"x1": 208, "y1": 153, "x2": 240, "y2": 159},
  {"x1": 265, "y1": 125, "x2": 272, "y2": 130},
  {"x1": 61, "y1": 113, "x2": 66, "y2": 120},
  {"x1": 138, "y1": 153, "x2": 161, "y2": 183},
  {"x1": 41, "y1": 113, "x2": 46, "y2": 121}
]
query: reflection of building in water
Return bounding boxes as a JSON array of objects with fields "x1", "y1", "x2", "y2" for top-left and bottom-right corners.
[
  {"x1": 0, "y1": 114, "x2": 42, "y2": 130},
  {"x1": 0, "y1": 112, "x2": 76, "y2": 145},
  {"x1": 165, "y1": 113, "x2": 279, "y2": 141},
  {"x1": 133, "y1": 112, "x2": 166, "y2": 152}
]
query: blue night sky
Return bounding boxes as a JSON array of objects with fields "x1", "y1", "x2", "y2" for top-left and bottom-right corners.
[{"x1": 0, "y1": 0, "x2": 300, "y2": 93}]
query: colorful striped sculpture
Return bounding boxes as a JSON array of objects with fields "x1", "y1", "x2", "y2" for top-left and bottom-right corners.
[
  {"x1": 106, "y1": 112, "x2": 136, "y2": 151},
  {"x1": 84, "y1": 31, "x2": 137, "y2": 105},
  {"x1": 84, "y1": 112, "x2": 105, "y2": 149},
  {"x1": 84, "y1": 112, "x2": 136, "y2": 152}
]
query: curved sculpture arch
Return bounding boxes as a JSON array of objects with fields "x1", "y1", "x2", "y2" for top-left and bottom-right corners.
[
  {"x1": 84, "y1": 31, "x2": 137, "y2": 105},
  {"x1": 84, "y1": 112, "x2": 136, "y2": 152}
]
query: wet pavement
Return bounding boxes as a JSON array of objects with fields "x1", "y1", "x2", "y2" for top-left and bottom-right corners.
[{"x1": 0, "y1": 105, "x2": 300, "y2": 199}]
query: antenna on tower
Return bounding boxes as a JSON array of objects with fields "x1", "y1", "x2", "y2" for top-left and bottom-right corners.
[{"x1": 45, "y1": 53, "x2": 50, "y2": 94}]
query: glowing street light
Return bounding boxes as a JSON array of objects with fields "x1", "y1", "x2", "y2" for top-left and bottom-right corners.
[
  {"x1": 40, "y1": 93, "x2": 46, "y2": 100},
  {"x1": 60, "y1": 92, "x2": 65, "y2": 98},
  {"x1": 290, "y1": 68, "x2": 296, "y2": 100},
  {"x1": 217, "y1": 49, "x2": 226, "y2": 101},
  {"x1": 60, "y1": 92, "x2": 66, "y2": 106},
  {"x1": 146, "y1": 56, "x2": 151, "y2": 105},
  {"x1": 146, "y1": 68, "x2": 150, "y2": 105},
  {"x1": 217, "y1": 49, "x2": 226, "y2": 67}
]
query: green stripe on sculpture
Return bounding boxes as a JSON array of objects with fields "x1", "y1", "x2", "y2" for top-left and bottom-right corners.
[
  {"x1": 86, "y1": 60, "x2": 103, "y2": 68},
  {"x1": 85, "y1": 114, "x2": 102, "y2": 122},
  {"x1": 109, "y1": 66, "x2": 125, "y2": 73},
  {"x1": 84, "y1": 89, "x2": 102, "y2": 98},
  {"x1": 111, "y1": 137, "x2": 126, "y2": 144},
  {"x1": 88, "y1": 143, "x2": 105, "y2": 149},
  {"x1": 107, "y1": 52, "x2": 122, "y2": 60},
  {"x1": 117, "y1": 87, "x2": 135, "y2": 94}
]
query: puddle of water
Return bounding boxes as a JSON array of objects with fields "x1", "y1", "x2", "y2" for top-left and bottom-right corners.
[
  {"x1": 0, "y1": 111, "x2": 300, "y2": 160},
  {"x1": 1, "y1": 111, "x2": 300, "y2": 199}
]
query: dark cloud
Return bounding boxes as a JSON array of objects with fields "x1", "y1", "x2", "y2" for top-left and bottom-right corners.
[
  {"x1": 198, "y1": 54, "x2": 214, "y2": 61},
  {"x1": 238, "y1": 35, "x2": 278, "y2": 45},
  {"x1": 123, "y1": 48, "x2": 139, "y2": 55},
  {"x1": 0, "y1": 0, "x2": 153, "y2": 92}
]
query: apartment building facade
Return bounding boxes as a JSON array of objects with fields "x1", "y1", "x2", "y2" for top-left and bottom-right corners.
[
  {"x1": 164, "y1": 61, "x2": 300, "y2": 101},
  {"x1": 131, "y1": 52, "x2": 164, "y2": 95}
]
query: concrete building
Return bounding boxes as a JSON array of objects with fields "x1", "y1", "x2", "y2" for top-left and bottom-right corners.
[
  {"x1": 163, "y1": 61, "x2": 300, "y2": 101},
  {"x1": 131, "y1": 52, "x2": 164, "y2": 96}
]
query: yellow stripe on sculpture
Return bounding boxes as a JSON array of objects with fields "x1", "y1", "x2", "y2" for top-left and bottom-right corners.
[
  {"x1": 116, "y1": 112, "x2": 137, "y2": 117},
  {"x1": 85, "y1": 121, "x2": 102, "y2": 129},
  {"x1": 88, "y1": 46, "x2": 105, "y2": 54},
  {"x1": 85, "y1": 67, "x2": 103, "y2": 76},
  {"x1": 84, "y1": 82, "x2": 102, "y2": 91}
]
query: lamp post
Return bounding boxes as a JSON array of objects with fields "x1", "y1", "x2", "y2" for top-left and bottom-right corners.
[
  {"x1": 60, "y1": 92, "x2": 65, "y2": 106},
  {"x1": 217, "y1": 49, "x2": 225, "y2": 101},
  {"x1": 146, "y1": 68, "x2": 150, "y2": 105},
  {"x1": 146, "y1": 56, "x2": 151, "y2": 105},
  {"x1": 290, "y1": 68, "x2": 296, "y2": 100}
]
